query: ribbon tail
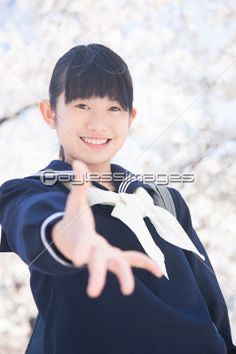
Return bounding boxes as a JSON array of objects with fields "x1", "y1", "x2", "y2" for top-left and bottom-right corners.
[
  {"x1": 111, "y1": 204, "x2": 169, "y2": 279},
  {"x1": 150, "y1": 206, "x2": 205, "y2": 261}
]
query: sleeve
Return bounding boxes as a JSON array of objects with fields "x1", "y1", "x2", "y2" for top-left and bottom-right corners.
[
  {"x1": 168, "y1": 187, "x2": 236, "y2": 353},
  {"x1": 0, "y1": 178, "x2": 87, "y2": 277},
  {"x1": 41, "y1": 211, "x2": 73, "y2": 266}
]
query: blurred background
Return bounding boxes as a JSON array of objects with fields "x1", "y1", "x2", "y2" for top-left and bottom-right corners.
[{"x1": 0, "y1": 0, "x2": 235, "y2": 352}]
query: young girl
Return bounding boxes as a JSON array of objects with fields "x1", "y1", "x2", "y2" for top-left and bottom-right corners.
[{"x1": 0, "y1": 43, "x2": 235, "y2": 354}]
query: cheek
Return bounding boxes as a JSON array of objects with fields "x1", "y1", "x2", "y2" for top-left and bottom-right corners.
[
  {"x1": 113, "y1": 127, "x2": 129, "y2": 146},
  {"x1": 113, "y1": 117, "x2": 129, "y2": 131},
  {"x1": 56, "y1": 114, "x2": 78, "y2": 137},
  {"x1": 117, "y1": 122, "x2": 130, "y2": 137},
  {"x1": 55, "y1": 125, "x2": 75, "y2": 149}
]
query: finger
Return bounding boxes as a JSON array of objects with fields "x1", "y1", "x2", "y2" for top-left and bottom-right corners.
[
  {"x1": 107, "y1": 252, "x2": 135, "y2": 295},
  {"x1": 65, "y1": 160, "x2": 95, "y2": 226},
  {"x1": 123, "y1": 251, "x2": 163, "y2": 278},
  {"x1": 72, "y1": 235, "x2": 93, "y2": 267},
  {"x1": 87, "y1": 247, "x2": 107, "y2": 298},
  {"x1": 69, "y1": 160, "x2": 91, "y2": 207}
]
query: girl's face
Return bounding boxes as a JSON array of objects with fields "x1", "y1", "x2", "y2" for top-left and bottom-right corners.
[{"x1": 40, "y1": 92, "x2": 136, "y2": 173}]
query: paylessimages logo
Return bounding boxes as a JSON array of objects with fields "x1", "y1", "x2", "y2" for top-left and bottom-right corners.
[{"x1": 37, "y1": 169, "x2": 194, "y2": 187}]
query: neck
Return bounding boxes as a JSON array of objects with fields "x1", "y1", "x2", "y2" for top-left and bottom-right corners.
[
  {"x1": 64, "y1": 157, "x2": 114, "y2": 185},
  {"x1": 85, "y1": 163, "x2": 112, "y2": 175},
  {"x1": 86, "y1": 163, "x2": 114, "y2": 190},
  {"x1": 64, "y1": 156, "x2": 111, "y2": 174}
]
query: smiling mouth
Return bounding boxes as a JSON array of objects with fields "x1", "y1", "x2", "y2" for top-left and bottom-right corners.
[{"x1": 80, "y1": 136, "x2": 112, "y2": 146}]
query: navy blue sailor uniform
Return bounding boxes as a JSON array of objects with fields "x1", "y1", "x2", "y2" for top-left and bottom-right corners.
[{"x1": 0, "y1": 159, "x2": 235, "y2": 354}]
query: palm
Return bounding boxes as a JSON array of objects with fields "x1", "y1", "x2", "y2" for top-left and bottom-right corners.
[{"x1": 52, "y1": 160, "x2": 163, "y2": 298}]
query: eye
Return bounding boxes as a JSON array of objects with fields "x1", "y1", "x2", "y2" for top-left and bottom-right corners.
[
  {"x1": 109, "y1": 106, "x2": 122, "y2": 112},
  {"x1": 75, "y1": 103, "x2": 90, "y2": 110}
]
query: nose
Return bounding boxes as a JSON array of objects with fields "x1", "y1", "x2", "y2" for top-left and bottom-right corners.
[{"x1": 86, "y1": 114, "x2": 108, "y2": 133}]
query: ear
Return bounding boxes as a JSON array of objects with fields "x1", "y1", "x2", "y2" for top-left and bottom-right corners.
[
  {"x1": 128, "y1": 107, "x2": 137, "y2": 128},
  {"x1": 39, "y1": 99, "x2": 56, "y2": 129}
]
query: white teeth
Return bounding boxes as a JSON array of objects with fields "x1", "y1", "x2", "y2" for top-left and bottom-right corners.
[{"x1": 81, "y1": 137, "x2": 109, "y2": 145}]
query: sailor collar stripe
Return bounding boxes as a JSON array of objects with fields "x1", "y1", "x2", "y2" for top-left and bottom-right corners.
[{"x1": 118, "y1": 173, "x2": 138, "y2": 193}]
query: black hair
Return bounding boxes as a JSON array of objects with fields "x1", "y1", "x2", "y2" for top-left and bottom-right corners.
[{"x1": 48, "y1": 43, "x2": 134, "y2": 161}]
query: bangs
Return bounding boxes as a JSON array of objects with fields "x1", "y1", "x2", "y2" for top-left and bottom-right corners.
[{"x1": 63, "y1": 45, "x2": 133, "y2": 113}]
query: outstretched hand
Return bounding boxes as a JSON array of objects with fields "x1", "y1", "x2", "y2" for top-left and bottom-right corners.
[{"x1": 52, "y1": 160, "x2": 163, "y2": 298}]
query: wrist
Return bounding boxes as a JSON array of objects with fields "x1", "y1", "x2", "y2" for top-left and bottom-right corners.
[{"x1": 49, "y1": 220, "x2": 73, "y2": 264}]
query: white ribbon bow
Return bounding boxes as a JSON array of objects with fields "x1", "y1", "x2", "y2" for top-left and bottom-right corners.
[{"x1": 84, "y1": 185, "x2": 205, "y2": 280}]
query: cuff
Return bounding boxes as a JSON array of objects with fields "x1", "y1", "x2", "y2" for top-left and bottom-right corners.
[{"x1": 40, "y1": 212, "x2": 74, "y2": 267}]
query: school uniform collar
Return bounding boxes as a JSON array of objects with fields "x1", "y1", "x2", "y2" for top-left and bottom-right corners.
[
  {"x1": 39, "y1": 159, "x2": 205, "y2": 279},
  {"x1": 43, "y1": 159, "x2": 154, "y2": 196}
]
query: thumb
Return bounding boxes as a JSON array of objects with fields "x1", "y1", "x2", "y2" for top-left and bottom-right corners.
[{"x1": 69, "y1": 160, "x2": 91, "y2": 205}]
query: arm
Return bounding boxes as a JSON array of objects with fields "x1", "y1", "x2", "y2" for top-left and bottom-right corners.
[
  {"x1": 168, "y1": 187, "x2": 236, "y2": 353},
  {"x1": 0, "y1": 177, "x2": 84, "y2": 276},
  {"x1": 0, "y1": 160, "x2": 163, "y2": 297}
]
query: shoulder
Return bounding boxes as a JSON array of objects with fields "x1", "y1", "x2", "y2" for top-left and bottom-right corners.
[
  {"x1": 0, "y1": 177, "x2": 48, "y2": 197},
  {"x1": 0, "y1": 175, "x2": 69, "y2": 205},
  {"x1": 0, "y1": 160, "x2": 70, "y2": 197}
]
